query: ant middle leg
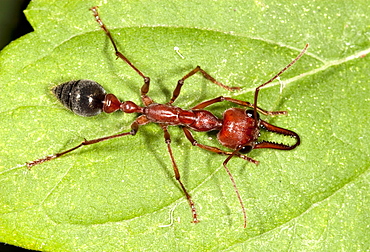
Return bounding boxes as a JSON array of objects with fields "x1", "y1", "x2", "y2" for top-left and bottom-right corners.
[
  {"x1": 191, "y1": 44, "x2": 309, "y2": 115},
  {"x1": 161, "y1": 125, "x2": 199, "y2": 223},
  {"x1": 26, "y1": 116, "x2": 148, "y2": 169},
  {"x1": 169, "y1": 66, "x2": 240, "y2": 105}
]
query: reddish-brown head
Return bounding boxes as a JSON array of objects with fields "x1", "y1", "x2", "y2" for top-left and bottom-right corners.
[{"x1": 217, "y1": 108, "x2": 260, "y2": 153}]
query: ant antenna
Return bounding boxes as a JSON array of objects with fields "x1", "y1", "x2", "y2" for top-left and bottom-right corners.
[
  {"x1": 253, "y1": 44, "x2": 309, "y2": 120},
  {"x1": 223, "y1": 148, "x2": 248, "y2": 228}
]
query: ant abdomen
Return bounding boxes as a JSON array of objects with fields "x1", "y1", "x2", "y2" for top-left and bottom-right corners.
[{"x1": 52, "y1": 80, "x2": 106, "y2": 117}]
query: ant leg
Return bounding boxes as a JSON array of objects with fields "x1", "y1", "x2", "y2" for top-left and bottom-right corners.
[
  {"x1": 26, "y1": 115, "x2": 149, "y2": 169},
  {"x1": 183, "y1": 126, "x2": 248, "y2": 227},
  {"x1": 161, "y1": 125, "x2": 199, "y2": 223},
  {"x1": 192, "y1": 96, "x2": 286, "y2": 116},
  {"x1": 90, "y1": 7, "x2": 152, "y2": 104},
  {"x1": 192, "y1": 44, "x2": 309, "y2": 115},
  {"x1": 182, "y1": 128, "x2": 258, "y2": 164},
  {"x1": 169, "y1": 66, "x2": 240, "y2": 104}
]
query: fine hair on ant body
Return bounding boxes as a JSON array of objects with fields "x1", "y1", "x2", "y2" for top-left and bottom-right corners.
[{"x1": 26, "y1": 6, "x2": 308, "y2": 228}]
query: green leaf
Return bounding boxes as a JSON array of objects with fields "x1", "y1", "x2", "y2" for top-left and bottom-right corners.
[{"x1": 1, "y1": 0, "x2": 369, "y2": 251}]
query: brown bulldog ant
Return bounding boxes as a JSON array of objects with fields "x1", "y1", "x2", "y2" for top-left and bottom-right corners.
[{"x1": 27, "y1": 6, "x2": 307, "y2": 228}]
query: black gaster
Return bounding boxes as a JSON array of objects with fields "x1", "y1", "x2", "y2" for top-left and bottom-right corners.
[{"x1": 52, "y1": 80, "x2": 106, "y2": 117}]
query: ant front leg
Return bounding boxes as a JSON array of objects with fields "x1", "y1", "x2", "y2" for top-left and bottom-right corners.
[
  {"x1": 183, "y1": 127, "x2": 248, "y2": 227},
  {"x1": 182, "y1": 128, "x2": 258, "y2": 164},
  {"x1": 192, "y1": 96, "x2": 286, "y2": 116},
  {"x1": 169, "y1": 66, "x2": 240, "y2": 105},
  {"x1": 26, "y1": 116, "x2": 148, "y2": 169},
  {"x1": 161, "y1": 125, "x2": 199, "y2": 223}
]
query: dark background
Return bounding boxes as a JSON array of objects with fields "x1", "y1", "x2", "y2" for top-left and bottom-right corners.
[
  {"x1": 0, "y1": 0, "x2": 32, "y2": 50},
  {"x1": 1, "y1": 1, "x2": 39, "y2": 251}
]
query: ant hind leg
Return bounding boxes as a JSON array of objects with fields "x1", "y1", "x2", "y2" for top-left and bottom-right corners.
[
  {"x1": 26, "y1": 117, "x2": 146, "y2": 169},
  {"x1": 161, "y1": 125, "x2": 199, "y2": 223},
  {"x1": 90, "y1": 6, "x2": 152, "y2": 104}
]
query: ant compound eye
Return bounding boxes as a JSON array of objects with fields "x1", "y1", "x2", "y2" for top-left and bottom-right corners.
[
  {"x1": 239, "y1": 145, "x2": 252, "y2": 154},
  {"x1": 245, "y1": 109, "x2": 260, "y2": 120},
  {"x1": 52, "y1": 80, "x2": 106, "y2": 117}
]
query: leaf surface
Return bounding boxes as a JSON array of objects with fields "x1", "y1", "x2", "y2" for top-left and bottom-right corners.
[{"x1": 0, "y1": 0, "x2": 369, "y2": 251}]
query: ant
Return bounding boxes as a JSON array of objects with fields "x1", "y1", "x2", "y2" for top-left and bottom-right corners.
[{"x1": 26, "y1": 6, "x2": 307, "y2": 228}]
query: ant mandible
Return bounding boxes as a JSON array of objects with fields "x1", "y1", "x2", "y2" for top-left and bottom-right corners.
[{"x1": 26, "y1": 6, "x2": 307, "y2": 228}]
